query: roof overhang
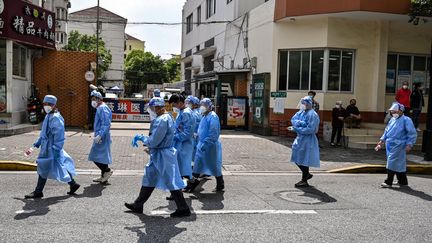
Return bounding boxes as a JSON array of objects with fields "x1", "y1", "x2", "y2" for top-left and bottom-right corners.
[{"x1": 194, "y1": 47, "x2": 217, "y2": 57}]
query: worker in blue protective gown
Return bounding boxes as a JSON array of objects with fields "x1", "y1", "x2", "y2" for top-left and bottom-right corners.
[
  {"x1": 187, "y1": 98, "x2": 224, "y2": 193},
  {"x1": 185, "y1": 95, "x2": 202, "y2": 166},
  {"x1": 126, "y1": 97, "x2": 191, "y2": 218},
  {"x1": 376, "y1": 102, "x2": 417, "y2": 188},
  {"x1": 168, "y1": 94, "x2": 196, "y2": 180},
  {"x1": 289, "y1": 96, "x2": 320, "y2": 188},
  {"x1": 25, "y1": 95, "x2": 80, "y2": 198},
  {"x1": 88, "y1": 90, "x2": 113, "y2": 184}
]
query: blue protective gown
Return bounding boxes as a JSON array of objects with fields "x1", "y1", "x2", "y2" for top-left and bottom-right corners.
[
  {"x1": 173, "y1": 107, "x2": 196, "y2": 178},
  {"x1": 380, "y1": 115, "x2": 417, "y2": 172},
  {"x1": 142, "y1": 113, "x2": 186, "y2": 191},
  {"x1": 290, "y1": 109, "x2": 320, "y2": 168},
  {"x1": 192, "y1": 108, "x2": 202, "y2": 161},
  {"x1": 193, "y1": 111, "x2": 223, "y2": 177},
  {"x1": 34, "y1": 112, "x2": 76, "y2": 183},
  {"x1": 88, "y1": 103, "x2": 112, "y2": 164}
]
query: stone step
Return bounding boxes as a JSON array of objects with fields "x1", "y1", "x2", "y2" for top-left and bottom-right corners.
[
  {"x1": 344, "y1": 128, "x2": 383, "y2": 136},
  {"x1": 0, "y1": 124, "x2": 39, "y2": 137}
]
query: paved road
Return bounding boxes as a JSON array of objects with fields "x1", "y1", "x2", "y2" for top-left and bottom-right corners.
[{"x1": 1, "y1": 172, "x2": 431, "y2": 242}]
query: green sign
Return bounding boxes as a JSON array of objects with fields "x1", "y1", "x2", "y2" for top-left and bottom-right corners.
[{"x1": 271, "y1": 92, "x2": 287, "y2": 98}]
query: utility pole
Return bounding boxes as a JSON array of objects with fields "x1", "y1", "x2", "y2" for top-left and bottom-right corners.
[
  {"x1": 95, "y1": 0, "x2": 100, "y2": 86},
  {"x1": 423, "y1": 40, "x2": 432, "y2": 160}
]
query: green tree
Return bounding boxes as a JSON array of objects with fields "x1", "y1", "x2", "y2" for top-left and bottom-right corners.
[
  {"x1": 63, "y1": 31, "x2": 112, "y2": 79},
  {"x1": 164, "y1": 55, "x2": 181, "y2": 83},
  {"x1": 409, "y1": 0, "x2": 432, "y2": 25},
  {"x1": 124, "y1": 50, "x2": 168, "y2": 95}
]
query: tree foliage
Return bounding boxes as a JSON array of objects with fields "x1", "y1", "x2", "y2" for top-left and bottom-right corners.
[
  {"x1": 124, "y1": 50, "x2": 181, "y2": 95},
  {"x1": 409, "y1": 0, "x2": 432, "y2": 25},
  {"x1": 63, "y1": 31, "x2": 112, "y2": 79}
]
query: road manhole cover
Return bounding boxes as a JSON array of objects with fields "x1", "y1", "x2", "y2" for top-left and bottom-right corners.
[{"x1": 275, "y1": 190, "x2": 327, "y2": 205}]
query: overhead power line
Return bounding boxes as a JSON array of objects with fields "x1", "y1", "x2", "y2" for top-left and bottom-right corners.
[{"x1": 67, "y1": 19, "x2": 231, "y2": 25}]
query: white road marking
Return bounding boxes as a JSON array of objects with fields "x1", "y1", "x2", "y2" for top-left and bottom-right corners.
[{"x1": 150, "y1": 209, "x2": 317, "y2": 216}]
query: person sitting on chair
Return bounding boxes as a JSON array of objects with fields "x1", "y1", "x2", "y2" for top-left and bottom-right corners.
[{"x1": 345, "y1": 99, "x2": 362, "y2": 128}]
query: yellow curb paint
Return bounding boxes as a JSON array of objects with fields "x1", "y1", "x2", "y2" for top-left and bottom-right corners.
[
  {"x1": 0, "y1": 161, "x2": 37, "y2": 171},
  {"x1": 328, "y1": 164, "x2": 432, "y2": 174}
]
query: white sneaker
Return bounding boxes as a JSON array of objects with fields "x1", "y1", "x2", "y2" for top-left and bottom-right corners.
[
  {"x1": 380, "y1": 183, "x2": 392, "y2": 188},
  {"x1": 101, "y1": 170, "x2": 113, "y2": 183},
  {"x1": 93, "y1": 177, "x2": 103, "y2": 182}
]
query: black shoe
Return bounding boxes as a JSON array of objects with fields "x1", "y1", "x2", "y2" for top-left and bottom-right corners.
[
  {"x1": 295, "y1": 181, "x2": 309, "y2": 187},
  {"x1": 306, "y1": 173, "x2": 313, "y2": 181},
  {"x1": 213, "y1": 185, "x2": 225, "y2": 192},
  {"x1": 25, "y1": 191, "x2": 44, "y2": 199},
  {"x1": 124, "y1": 202, "x2": 143, "y2": 214},
  {"x1": 330, "y1": 143, "x2": 336, "y2": 147},
  {"x1": 187, "y1": 179, "x2": 201, "y2": 193},
  {"x1": 166, "y1": 196, "x2": 174, "y2": 200},
  {"x1": 67, "y1": 183, "x2": 80, "y2": 195},
  {"x1": 170, "y1": 208, "x2": 191, "y2": 218}
]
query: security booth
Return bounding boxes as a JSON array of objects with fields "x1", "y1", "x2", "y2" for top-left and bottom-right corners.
[{"x1": 193, "y1": 70, "x2": 250, "y2": 129}]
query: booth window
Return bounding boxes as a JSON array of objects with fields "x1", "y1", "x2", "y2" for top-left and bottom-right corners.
[
  {"x1": 386, "y1": 53, "x2": 431, "y2": 94},
  {"x1": 278, "y1": 49, "x2": 350, "y2": 92},
  {"x1": 13, "y1": 44, "x2": 27, "y2": 78}
]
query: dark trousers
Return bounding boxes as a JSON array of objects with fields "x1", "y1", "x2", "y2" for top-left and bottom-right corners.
[
  {"x1": 331, "y1": 125, "x2": 343, "y2": 144},
  {"x1": 135, "y1": 186, "x2": 189, "y2": 211},
  {"x1": 94, "y1": 162, "x2": 110, "y2": 176},
  {"x1": 385, "y1": 169, "x2": 408, "y2": 186},
  {"x1": 412, "y1": 109, "x2": 421, "y2": 128},
  {"x1": 297, "y1": 164, "x2": 310, "y2": 182},
  {"x1": 35, "y1": 173, "x2": 76, "y2": 193}
]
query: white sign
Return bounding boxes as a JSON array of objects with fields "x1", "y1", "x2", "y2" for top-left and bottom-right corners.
[
  {"x1": 273, "y1": 98, "x2": 285, "y2": 114},
  {"x1": 85, "y1": 71, "x2": 95, "y2": 82}
]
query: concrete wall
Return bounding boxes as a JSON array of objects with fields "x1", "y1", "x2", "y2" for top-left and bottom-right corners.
[
  {"x1": 68, "y1": 17, "x2": 126, "y2": 84},
  {"x1": 125, "y1": 39, "x2": 145, "y2": 56}
]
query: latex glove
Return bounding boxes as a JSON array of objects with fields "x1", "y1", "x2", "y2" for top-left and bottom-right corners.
[
  {"x1": 132, "y1": 134, "x2": 147, "y2": 148},
  {"x1": 94, "y1": 135, "x2": 102, "y2": 144},
  {"x1": 193, "y1": 133, "x2": 198, "y2": 139},
  {"x1": 287, "y1": 126, "x2": 294, "y2": 132}
]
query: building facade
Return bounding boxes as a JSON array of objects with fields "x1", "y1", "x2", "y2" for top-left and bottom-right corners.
[
  {"x1": 0, "y1": 0, "x2": 56, "y2": 127},
  {"x1": 68, "y1": 6, "x2": 127, "y2": 90},
  {"x1": 181, "y1": 0, "x2": 432, "y2": 134},
  {"x1": 124, "y1": 33, "x2": 145, "y2": 57}
]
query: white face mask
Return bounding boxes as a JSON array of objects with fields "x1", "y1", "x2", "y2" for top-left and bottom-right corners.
[
  {"x1": 91, "y1": 101, "x2": 98, "y2": 108},
  {"x1": 335, "y1": 105, "x2": 341, "y2": 109},
  {"x1": 173, "y1": 107, "x2": 180, "y2": 113},
  {"x1": 187, "y1": 104, "x2": 193, "y2": 109},
  {"x1": 44, "y1": 106, "x2": 53, "y2": 114},
  {"x1": 200, "y1": 106, "x2": 208, "y2": 114},
  {"x1": 392, "y1": 113, "x2": 400, "y2": 119},
  {"x1": 299, "y1": 104, "x2": 306, "y2": 111},
  {"x1": 403, "y1": 85, "x2": 408, "y2": 89}
]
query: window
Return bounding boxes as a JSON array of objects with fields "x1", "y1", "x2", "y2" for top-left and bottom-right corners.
[
  {"x1": 129, "y1": 45, "x2": 132, "y2": 51},
  {"x1": 186, "y1": 13, "x2": 193, "y2": 33},
  {"x1": 197, "y1": 6, "x2": 201, "y2": 26},
  {"x1": 56, "y1": 8, "x2": 66, "y2": 20},
  {"x1": 278, "y1": 49, "x2": 352, "y2": 92},
  {"x1": 206, "y1": 0, "x2": 216, "y2": 19},
  {"x1": 204, "y1": 55, "x2": 214, "y2": 72},
  {"x1": 386, "y1": 53, "x2": 431, "y2": 94},
  {"x1": 13, "y1": 44, "x2": 27, "y2": 78}
]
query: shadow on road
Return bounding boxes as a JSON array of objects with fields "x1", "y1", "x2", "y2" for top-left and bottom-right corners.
[
  {"x1": 13, "y1": 195, "x2": 70, "y2": 220},
  {"x1": 391, "y1": 186, "x2": 432, "y2": 201},
  {"x1": 296, "y1": 186, "x2": 338, "y2": 203},
  {"x1": 74, "y1": 183, "x2": 107, "y2": 198},
  {"x1": 124, "y1": 197, "x2": 197, "y2": 243}
]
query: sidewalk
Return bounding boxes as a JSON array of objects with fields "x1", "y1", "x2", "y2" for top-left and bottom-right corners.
[{"x1": 0, "y1": 129, "x2": 429, "y2": 172}]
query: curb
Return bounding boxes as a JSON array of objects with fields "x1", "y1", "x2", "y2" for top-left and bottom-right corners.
[
  {"x1": 0, "y1": 161, "x2": 37, "y2": 171},
  {"x1": 328, "y1": 164, "x2": 432, "y2": 175}
]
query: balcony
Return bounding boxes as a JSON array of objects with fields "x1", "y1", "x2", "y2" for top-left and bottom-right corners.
[{"x1": 274, "y1": 0, "x2": 411, "y2": 21}]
